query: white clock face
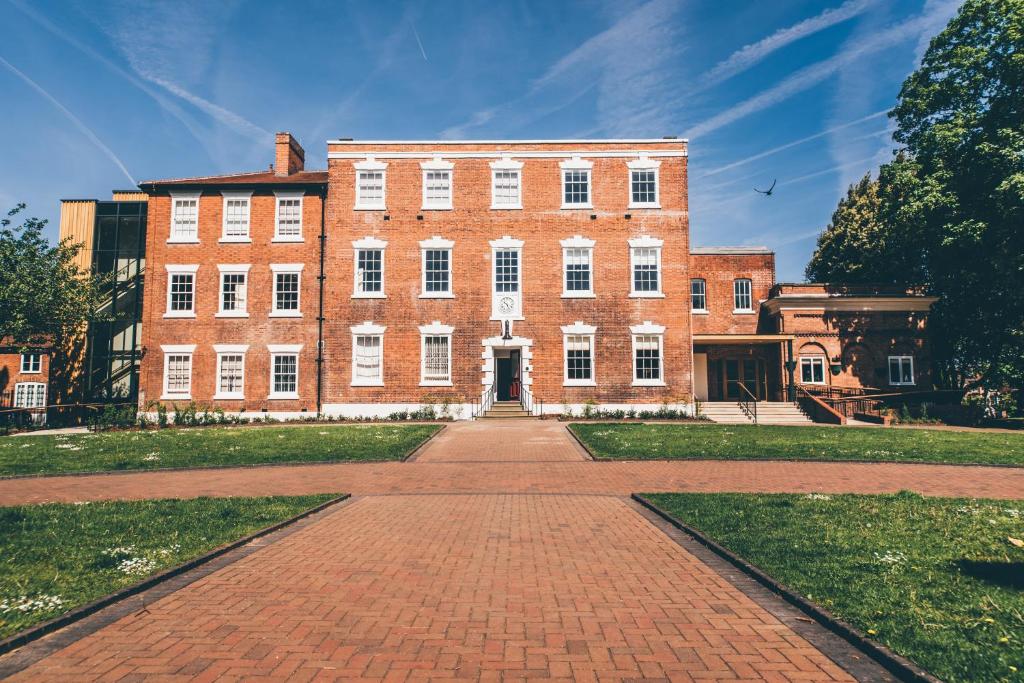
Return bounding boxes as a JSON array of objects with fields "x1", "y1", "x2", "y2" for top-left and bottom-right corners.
[{"x1": 499, "y1": 296, "x2": 516, "y2": 314}]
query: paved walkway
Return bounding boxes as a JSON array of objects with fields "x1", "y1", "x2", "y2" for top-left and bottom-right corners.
[{"x1": 4, "y1": 420, "x2": 1020, "y2": 680}]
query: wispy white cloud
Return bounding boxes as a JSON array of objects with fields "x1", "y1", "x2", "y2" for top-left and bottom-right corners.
[
  {"x1": 0, "y1": 55, "x2": 135, "y2": 185},
  {"x1": 699, "y1": 0, "x2": 878, "y2": 88},
  {"x1": 410, "y1": 19, "x2": 428, "y2": 62},
  {"x1": 779, "y1": 155, "x2": 878, "y2": 187}
]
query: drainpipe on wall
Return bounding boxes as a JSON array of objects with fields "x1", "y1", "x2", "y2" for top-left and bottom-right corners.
[{"x1": 315, "y1": 189, "x2": 326, "y2": 417}]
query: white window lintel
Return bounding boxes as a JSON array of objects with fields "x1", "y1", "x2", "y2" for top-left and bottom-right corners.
[
  {"x1": 489, "y1": 235, "x2": 524, "y2": 249},
  {"x1": 630, "y1": 321, "x2": 665, "y2": 335},
  {"x1": 628, "y1": 236, "x2": 664, "y2": 248},
  {"x1": 214, "y1": 344, "x2": 249, "y2": 353},
  {"x1": 267, "y1": 344, "x2": 303, "y2": 353},
  {"x1": 270, "y1": 262, "x2": 305, "y2": 272},
  {"x1": 560, "y1": 156, "x2": 593, "y2": 170},
  {"x1": 354, "y1": 157, "x2": 387, "y2": 171},
  {"x1": 353, "y1": 236, "x2": 388, "y2": 249},
  {"x1": 350, "y1": 321, "x2": 386, "y2": 335},
  {"x1": 161, "y1": 344, "x2": 196, "y2": 353},
  {"x1": 166, "y1": 264, "x2": 199, "y2": 274},
  {"x1": 561, "y1": 322, "x2": 597, "y2": 335},
  {"x1": 490, "y1": 157, "x2": 523, "y2": 170},
  {"x1": 560, "y1": 235, "x2": 596, "y2": 248},
  {"x1": 419, "y1": 236, "x2": 454, "y2": 249},
  {"x1": 419, "y1": 321, "x2": 454, "y2": 335},
  {"x1": 627, "y1": 156, "x2": 662, "y2": 170}
]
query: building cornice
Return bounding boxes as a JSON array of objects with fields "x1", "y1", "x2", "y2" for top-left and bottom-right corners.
[{"x1": 762, "y1": 296, "x2": 938, "y2": 315}]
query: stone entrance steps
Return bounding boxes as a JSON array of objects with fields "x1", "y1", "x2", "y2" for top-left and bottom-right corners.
[
  {"x1": 480, "y1": 401, "x2": 537, "y2": 419},
  {"x1": 700, "y1": 401, "x2": 815, "y2": 425}
]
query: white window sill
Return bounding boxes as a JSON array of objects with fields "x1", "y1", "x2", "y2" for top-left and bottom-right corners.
[
  {"x1": 563, "y1": 380, "x2": 596, "y2": 387},
  {"x1": 20, "y1": 371, "x2": 42, "y2": 375},
  {"x1": 166, "y1": 237, "x2": 200, "y2": 244},
  {"x1": 628, "y1": 203, "x2": 661, "y2": 210},
  {"x1": 420, "y1": 381, "x2": 453, "y2": 387},
  {"x1": 889, "y1": 382, "x2": 916, "y2": 387},
  {"x1": 561, "y1": 292, "x2": 596, "y2": 299},
  {"x1": 421, "y1": 205, "x2": 453, "y2": 211},
  {"x1": 161, "y1": 394, "x2": 192, "y2": 400},
  {"x1": 163, "y1": 312, "x2": 196, "y2": 319},
  {"x1": 560, "y1": 203, "x2": 593, "y2": 210},
  {"x1": 419, "y1": 293, "x2": 455, "y2": 299},
  {"x1": 692, "y1": 309, "x2": 709, "y2": 315},
  {"x1": 732, "y1": 309, "x2": 756, "y2": 315},
  {"x1": 213, "y1": 393, "x2": 245, "y2": 400},
  {"x1": 354, "y1": 205, "x2": 386, "y2": 211},
  {"x1": 269, "y1": 311, "x2": 303, "y2": 318},
  {"x1": 352, "y1": 292, "x2": 387, "y2": 299},
  {"x1": 351, "y1": 380, "x2": 384, "y2": 387},
  {"x1": 267, "y1": 392, "x2": 299, "y2": 400},
  {"x1": 271, "y1": 235, "x2": 304, "y2": 243},
  {"x1": 632, "y1": 380, "x2": 666, "y2": 387},
  {"x1": 490, "y1": 204, "x2": 523, "y2": 210},
  {"x1": 629, "y1": 292, "x2": 665, "y2": 298},
  {"x1": 215, "y1": 311, "x2": 249, "y2": 318},
  {"x1": 219, "y1": 236, "x2": 251, "y2": 244}
]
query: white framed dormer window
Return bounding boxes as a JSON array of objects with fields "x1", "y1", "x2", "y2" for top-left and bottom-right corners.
[
  {"x1": 14, "y1": 382, "x2": 46, "y2": 408},
  {"x1": 220, "y1": 191, "x2": 252, "y2": 242},
  {"x1": 270, "y1": 263, "x2": 303, "y2": 317},
  {"x1": 351, "y1": 322, "x2": 385, "y2": 387},
  {"x1": 888, "y1": 355, "x2": 915, "y2": 386},
  {"x1": 419, "y1": 321, "x2": 453, "y2": 386},
  {"x1": 800, "y1": 356, "x2": 826, "y2": 385},
  {"x1": 168, "y1": 193, "x2": 200, "y2": 243},
  {"x1": 20, "y1": 352, "x2": 41, "y2": 374},
  {"x1": 631, "y1": 322, "x2": 666, "y2": 387},
  {"x1": 164, "y1": 265, "x2": 198, "y2": 318},
  {"x1": 273, "y1": 191, "x2": 304, "y2": 242},
  {"x1": 562, "y1": 322, "x2": 596, "y2": 387},
  {"x1": 691, "y1": 278, "x2": 707, "y2": 313},
  {"x1": 352, "y1": 237, "x2": 387, "y2": 298},
  {"x1": 421, "y1": 157, "x2": 453, "y2": 210},
  {"x1": 627, "y1": 157, "x2": 661, "y2": 208},
  {"x1": 354, "y1": 158, "x2": 387, "y2": 210},
  {"x1": 560, "y1": 236, "x2": 595, "y2": 298},
  {"x1": 490, "y1": 236, "x2": 524, "y2": 320},
  {"x1": 161, "y1": 344, "x2": 195, "y2": 399},
  {"x1": 217, "y1": 264, "x2": 250, "y2": 318},
  {"x1": 733, "y1": 278, "x2": 753, "y2": 312},
  {"x1": 560, "y1": 157, "x2": 593, "y2": 209},
  {"x1": 419, "y1": 236, "x2": 454, "y2": 298},
  {"x1": 213, "y1": 344, "x2": 248, "y2": 400},
  {"x1": 629, "y1": 236, "x2": 664, "y2": 298},
  {"x1": 268, "y1": 344, "x2": 301, "y2": 399},
  {"x1": 490, "y1": 157, "x2": 523, "y2": 209}
]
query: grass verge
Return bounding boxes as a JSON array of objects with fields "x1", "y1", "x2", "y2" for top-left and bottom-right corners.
[
  {"x1": 571, "y1": 422, "x2": 1024, "y2": 465},
  {"x1": 0, "y1": 424, "x2": 441, "y2": 476},
  {"x1": 643, "y1": 492, "x2": 1024, "y2": 682},
  {"x1": 0, "y1": 494, "x2": 337, "y2": 638}
]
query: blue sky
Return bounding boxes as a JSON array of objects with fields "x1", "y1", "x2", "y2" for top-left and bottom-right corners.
[{"x1": 0, "y1": 0, "x2": 961, "y2": 280}]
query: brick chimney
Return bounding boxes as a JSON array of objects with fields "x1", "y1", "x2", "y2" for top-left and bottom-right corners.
[{"x1": 274, "y1": 132, "x2": 305, "y2": 176}]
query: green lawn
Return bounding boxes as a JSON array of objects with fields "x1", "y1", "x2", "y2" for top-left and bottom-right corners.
[
  {"x1": 0, "y1": 424, "x2": 441, "y2": 476},
  {"x1": 571, "y1": 423, "x2": 1024, "y2": 465},
  {"x1": 643, "y1": 492, "x2": 1024, "y2": 683},
  {"x1": 0, "y1": 495, "x2": 337, "y2": 638}
]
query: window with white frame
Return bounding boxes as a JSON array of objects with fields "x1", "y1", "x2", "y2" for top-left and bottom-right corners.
[
  {"x1": 214, "y1": 345, "x2": 247, "y2": 399},
  {"x1": 165, "y1": 265, "x2": 198, "y2": 317},
  {"x1": 274, "y1": 191, "x2": 303, "y2": 241},
  {"x1": 631, "y1": 322, "x2": 665, "y2": 386},
  {"x1": 800, "y1": 356, "x2": 826, "y2": 385},
  {"x1": 733, "y1": 278, "x2": 753, "y2": 311},
  {"x1": 560, "y1": 157, "x2": 593, "y2": 208},
  {"x1": 490, "y1": 158, "x2": 523, "y2": 209},
  {"x1": 14, "y1": 382, "x2": 46, "y2": 408},
  {"x1": 217, "y1": 265, "x2": 250, "y2": 316},
  {"x1": 560, "y1": 236, "x2": 595, "y2": 297},
  {"x1": 353, "y1": 237, "x2": 387, "y2": 297},
  {"x1": 354, "y1": 158, "x2": 387, "y2": 210},
  {"x1": 888, "y1": 355, "x2": 915, "y2": 386},
  {"x1": 691, "y1": 279, "x2": 707, "y2": 312},
  {"x1": 419, "y1": 322, "x2": 453, "y2": 386},
  {"x1": 268, "y1": 344, "x2": 301, "y2": 398},
  {"x1": 490, "y1": 236, "x2": 523, "y2": 319},
  {"x1": 421, "y1": 158, "x2": 453, "y2": 210},
  {"x1": 161, "y1": 345, "x2": 195, "y2": 399},
  {"x1": 169, "y1": 194, "x2": 199, "y2": 242},
  {"x1": 629, "y1": 236, "x2": 663, "y2": 297},
  {"x1": 419, "y1": 237, "x2": 453, "y2": 297},
  {"x1": 271, "y1": 264, "x2": 303, "y2": 316},
  {"x1": 220, "y1": 192, "x2": 251, "y2": 241},
  {"x1": 351, "y1": 323, "x2": 385, "y2": 386},
  {"x1": 562, "y1": 323, "x2": 596, "y2": 386},
  {"x1": 628, "y1": 157, "x2": 661, "y2": 208},
  {"x1": 20, "y1": 353, "x2": 41, "y2": 374}
]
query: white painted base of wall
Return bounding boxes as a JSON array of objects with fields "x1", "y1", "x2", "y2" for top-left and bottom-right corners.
[
  {"x1": 320, "y1": 403, "x2": 473, "y2": 420},
  {"x1": 545, "y1": 402, "x2": 697, "y2": 418}
]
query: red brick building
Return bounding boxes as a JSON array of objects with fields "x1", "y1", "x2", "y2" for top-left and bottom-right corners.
[{"x1": 136, "y1": 133, "x2": 935, "y2": 420}]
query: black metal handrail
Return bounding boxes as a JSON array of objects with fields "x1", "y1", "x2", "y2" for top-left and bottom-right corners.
[
  {"x1": 520, "y1": 384, "x2": 543, "y2": 417},
  {"x1": 728, "y1": 380, "x2": 759, "y2": 424},
  {"x1": 471, "y1": 385, "x2": 495, "y2": 419}
]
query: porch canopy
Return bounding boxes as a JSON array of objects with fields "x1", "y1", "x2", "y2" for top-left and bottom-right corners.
[{"x1": 692, "y1": 334, "x2": 795, "y2": 402}]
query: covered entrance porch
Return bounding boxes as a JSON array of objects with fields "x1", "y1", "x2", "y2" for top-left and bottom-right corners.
[{"x1": 693, "y1": 334, "x2": 795, "y2": 403}]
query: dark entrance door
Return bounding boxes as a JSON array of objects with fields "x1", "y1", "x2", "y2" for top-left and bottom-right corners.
[
  {"x1": 723, "y1": 358, "x2": 765, "y2": 400},
  {"x1": 495, "y1": 350, "x2": 521, "y2": 401}
]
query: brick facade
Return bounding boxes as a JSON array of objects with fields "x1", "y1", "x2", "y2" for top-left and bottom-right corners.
[{"x1": 0, "y1": 347, "x2": 50, "y2": 410}]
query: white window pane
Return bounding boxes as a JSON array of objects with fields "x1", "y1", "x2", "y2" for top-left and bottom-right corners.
[
  {"x1": 355, "y1": 335, "x2": 382, "y2": 380},
  {"x1": 172, "y1": 199, "x2": 198, "y2": 239},
  {"x1": 272, "y1": 354, "x2": 298, "y2": 394},
  {"x1": 631, "y1": 170, "x2": 657, "y2": 204},
  {"x1": 166, "y1": 354, "x2": 191, "y2": 394},
  {"x1": 423, "y1": 336, "x2": 450, "y2": 382},
  {"x1": 424, "y1": 249, "x2": 450, "y2": 293},
  {"x1": 566, "y1": 335, "x2": 592, "y2": 380},
  {"x1": 221, "y1": 273, "x2": 247, "y2": 312},
  {"x1": 633, "y1": 248, "x2": 659, "y2": 292},
  {"x1": 564, "y1": 248, "x2": 592, "y2": 292},
  {"x1": 219, "y1": 354, "x2": 244, "y2": 393},
  {"x1": 275, "y1": 272, "x2": 300, "y2": 311},
  {"x1": 493, "y1": 171, "x2": 520, "y2": 206},
  {"x1": 277, "y1": 198, "x2": 302, "y2": 236},
  {"x1": 563, "y1": 170, "x2": 589, "y2": 205},
  {"x1": 424, "y1": 171, "x2": 451, "y2": 206},
  {"x1": 357, "y1": 250, "x2": 383, "y2": 293},
  {"x1": 634, "y1": 335, "x2": 661, "y2": 380}
]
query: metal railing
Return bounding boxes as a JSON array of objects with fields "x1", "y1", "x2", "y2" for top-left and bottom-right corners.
[
  {"x1": 470, "y1": 385, "x2": 495, "y2": 419},
  {"x1": 520, "y1": 384, "x2": 543, "y2": 417},
  {"x1": 793, "y1": 385, "x2": 846, "y2": 424},
  {"x1": 728, "y1": 380, "x2": 759, "y2": 424}
]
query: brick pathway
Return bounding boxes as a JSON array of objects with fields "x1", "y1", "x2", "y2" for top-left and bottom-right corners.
[{"x1": 4, "y1": 420, "x2": 1019, "y2": 680}]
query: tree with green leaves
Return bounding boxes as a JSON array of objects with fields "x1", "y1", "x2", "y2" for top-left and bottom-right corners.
[
  {"x1": 0, "y1": 204, "x2": 104, "y2": 349},
  {"x1": 807, "y1": 0, "x2": 1024, "y2": 390}
]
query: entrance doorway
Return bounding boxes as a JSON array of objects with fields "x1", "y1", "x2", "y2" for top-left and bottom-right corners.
[
  {"x1": 495, "y1": 349, "x2": 521, "y2": 401},
  {"x1": 721, "y1": 358, "x2": 766, "y2": 400}
]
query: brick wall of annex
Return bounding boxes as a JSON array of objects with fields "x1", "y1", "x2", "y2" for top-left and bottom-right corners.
[
  {"x1": 321, "y1": 141, "x2": 695, "y2": 407},
  {"x1": 138, "y1": 191, "x2": 323, "y2": 413},
  {"x1": 0, "y1": 351, "x2": 50, "y2": 397},
  {"x1": 688, "y1": 253, "x2": 775, "y2": 335}
]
